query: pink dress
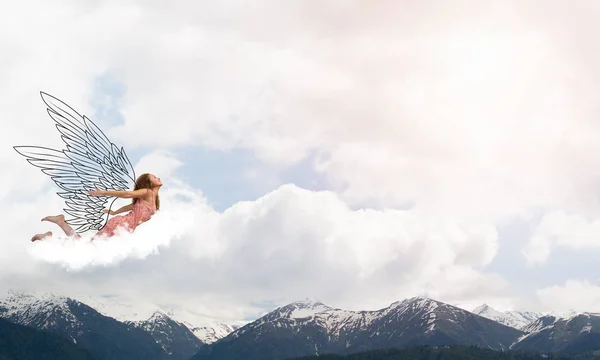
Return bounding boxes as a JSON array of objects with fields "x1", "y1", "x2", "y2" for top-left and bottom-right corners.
[{"x1": 94, "y1": 196, "x2": 156, "y2": 238}]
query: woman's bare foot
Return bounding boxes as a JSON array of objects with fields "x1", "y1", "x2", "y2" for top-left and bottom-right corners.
[
  {"x1": 31, "y1": 231, "x2": 52, "y2": 242},
  {"x1": 39, "y1": 214, "x2": 78, "y2": 238},
  {"x1": 42, "y1": 214, "x2": 65, "y2": 224}
]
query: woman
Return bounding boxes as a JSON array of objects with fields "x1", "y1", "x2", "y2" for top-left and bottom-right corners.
[{"x1": 31, "y1": 173, "x2": 162, "y2": 241}]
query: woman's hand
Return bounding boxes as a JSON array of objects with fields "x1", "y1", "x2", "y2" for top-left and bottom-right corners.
[
  {"x1": 103, "y1": 209, "x2": 114, "y2": 215},
  {"x1": 88, "y1": 189, "x2": 104, "y2": 197}
]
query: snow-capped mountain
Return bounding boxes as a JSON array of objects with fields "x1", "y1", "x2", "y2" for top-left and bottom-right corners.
[
  {"x1": 76, "y1": 294, "x2": 160, "y2": 322},
  {"x1": 512, "y1": 312, "x2": 600, "y2": 355},
  {"x1": 0, "y1": 291, "x2": 82, "y2": 333},
  {"x1": 79, "y1": 295, "x2": 239, "y2": 344},
  {"x1": 0, "y1": 291, "x2": 167, "y2": 360},
  {"x1": 5, "y1": 291, "x2": 597, "y2": 360},
  {"x1": 191, "y1": 296, "x2": 524, "y2": 360},
  {"x1": 520, "y1": 314, "x2": 559, "y2": 333},
  {"x1": 547, "y1": 308, "x2": 579, "y2": 319},
  {"x1": 129, "y1": 310, "x2": 203, "y2": 359},
  {"x1": 472, "y1": 304, "x2": 543, "y2": 331},
  {"x1": 161, "y1": 306, "x2": 242, "y2": 344},
  {"x1": 0, "y1": 291, "x2": 238, "y2": 360}
]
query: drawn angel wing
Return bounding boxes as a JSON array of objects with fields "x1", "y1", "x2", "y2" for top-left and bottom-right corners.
[{"x1": 13, "y1": 92, "x2": 136, "y2": 233}]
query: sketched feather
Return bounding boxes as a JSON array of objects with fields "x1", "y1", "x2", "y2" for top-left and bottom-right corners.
[{"x1": 14, "y1": 92, "x2": 136, "y2": 233}]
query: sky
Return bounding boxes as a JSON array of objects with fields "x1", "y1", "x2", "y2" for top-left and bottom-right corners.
[{"x1": 2, "y1": 0, "x2": 600, "y2": 323}]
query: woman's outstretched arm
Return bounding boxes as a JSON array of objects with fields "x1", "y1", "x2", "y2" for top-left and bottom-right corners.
[
  {"x1": 105, "y1": 203, "x2": 133, "y2": 215},
  {"x1": 89, "y1": 188, "x2": 150, "y2": 199}
]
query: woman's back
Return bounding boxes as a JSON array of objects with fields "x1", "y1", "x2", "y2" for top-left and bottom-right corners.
[{"x1": 131, "y1": 196, "x2": 156, "y2": 226}]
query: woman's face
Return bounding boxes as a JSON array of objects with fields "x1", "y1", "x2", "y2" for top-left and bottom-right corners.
[{"x1": 149, "y1": 174, "x2": 162, "y2": 187}]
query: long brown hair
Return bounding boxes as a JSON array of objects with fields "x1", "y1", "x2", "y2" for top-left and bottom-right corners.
[{"x1": 132, "y1": 173, "x2": 160, "y2": 210}]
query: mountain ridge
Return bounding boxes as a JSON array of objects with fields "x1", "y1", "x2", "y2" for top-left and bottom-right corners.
[
  {"x1": 191, "y1": 296, "x2": 525, "y2": 360},
  {"x1": 2, "y1": 291, "x2": 598, "y2": 360},
  {"x1": 76, "y1": 293, "x2": 239, "y2": 343},
  {"x1": 512, "y1": 312, "x2": 600, "y2": 355},
  {"x1": 0, "y1": 291, "x2": 197, "y2": 360},
  {"x1": 472, "y1": 303, "x2": 543, "y2": 331}
]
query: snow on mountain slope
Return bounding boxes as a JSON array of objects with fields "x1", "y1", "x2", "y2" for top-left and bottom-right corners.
[
  {"x1": 0, "y1": 291, "x2": 171, "y2": 360},
  {"x1": 512, "y1": 312, "x2": 600, "y2": 354},
  {"x1": 519, "y1": 315, "x2": 557, "y2": 335},
  {"x1": 161, "y1": 305, "x2": 242, "y2": 344},
  {"x1": 547, "y1": 309, "x2": 579, "y2": 320},
  {"x1": 0, "y1": 291, "x2": 239, "y2": 345},
  {"x1": 243, "y1": 297, "x2": 385, "y2": 340},
  {"x1": 472, "y1": 304, "x2": 542, "y2": 330},
  {"x1": 77, "y1": 295, "x2": 159, "y2": 322},
  {"x1": 128, "y1": 310, "x2": 203, "y2": 358},
  {"x1": 78, "y1": 294, "x2": 238, "y2": 343},
  {"x1": 0, "y1": 291, "x2": 82, "y2": 331},
  {"x1": 231, "y1": 296, "x2": 517, "y2": 344},
  {"x1": 192, "y1": 296, "x2": 524, "y2": 360}
]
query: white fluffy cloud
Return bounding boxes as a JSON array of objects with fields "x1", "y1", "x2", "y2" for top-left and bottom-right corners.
[
  {"x1": 26, "y1": 209, "x2": 185, "y2": 271},
  {"x1": 523, "y1": 211, "x2": 600, "y2": 266},
  {"x1": 537, "y1": 279, "x2": 600, "y2": 314},
  {"x1": 134, "y1": 150, "x2": 183, "y2": 180},
  {"x1": 0, "y1": 167, "x2": 514, "y2": 318},
  {"x1": 192, "y1": 184, "x2": 505, "y2": 307}
]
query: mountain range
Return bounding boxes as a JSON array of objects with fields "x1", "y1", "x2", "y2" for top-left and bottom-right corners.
[
  {"x1": 0, "y1": 291, "x2": 238, "y2": 360},
  {"x1": 1, "y1": 291, "x2": 598, "y2": 360},
  {"x1": 191, "y1": 297, "x2": 525, "y2": 360}
]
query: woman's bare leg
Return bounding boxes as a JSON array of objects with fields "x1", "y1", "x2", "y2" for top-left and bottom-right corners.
[
  {"x1": 30, "y1": 214, "x2": 81, "y2": 241},
  {"x1": 31, "y1": 231, "x2": 52, "y2": 242}
]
